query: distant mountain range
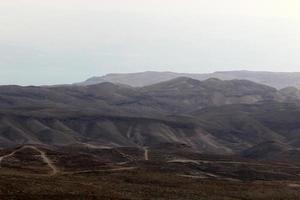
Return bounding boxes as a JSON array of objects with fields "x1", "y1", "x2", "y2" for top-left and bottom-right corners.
[
  {"x1": 77, "y1": 71, "x2": 300, "y2": 89},
  {"x1": 2, "y1": 76, "x2": 300, "y2": 162}
]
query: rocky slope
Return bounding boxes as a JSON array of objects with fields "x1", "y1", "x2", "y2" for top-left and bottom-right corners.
[{"x1": 1, "y1": 77, "x2": 300, "y2": 156}]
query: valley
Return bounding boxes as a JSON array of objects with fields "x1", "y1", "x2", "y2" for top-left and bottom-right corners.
[{"x1": 1, "y1": 144, "x2": 300, "y2": 199}]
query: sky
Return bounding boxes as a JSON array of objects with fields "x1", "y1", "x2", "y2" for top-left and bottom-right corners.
[{"x1": 1, "y1": 0, "x2": 300, "y2": 85}]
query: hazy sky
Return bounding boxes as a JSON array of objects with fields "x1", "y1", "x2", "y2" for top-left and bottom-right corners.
[{"x1": 1, "y1": 0, "x2": 300, "y2": 85}]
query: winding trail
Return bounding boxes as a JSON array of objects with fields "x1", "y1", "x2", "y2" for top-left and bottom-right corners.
[
  {"x1": 0, "y1": 145, "x2": 58, "y2": 176},
  {"x1": 0, "y1": 150, "x2": 19, "y2": 167},
  {"x1": 28, "y1": 146, "x2": 58, "y2": 176},
  {"x1": 0, "y1": 147, "x2": 26, "y2": 168}
]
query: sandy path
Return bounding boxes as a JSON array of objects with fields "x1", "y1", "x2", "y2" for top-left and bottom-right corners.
[
  {"x1": 64, "y1": 167, "x2": 137, "y2": 175},
  {"x1": 168, "y1": 159, "x2": 270, "y2": 166},
  {"x1": 81, "y1": 143, "x2": 113, "y2": 149},
  {"x1": 0, "y1": 150, "x2": 20, "y2": 167},
  {"x1": 28, "y1": 146, "x2": 58, "y2": 176},
  {"x1": 0, "y1": 145, "x2": 58, "y2": 176},
  {"x1": 179, "y1": 174, "x2": 207, "y2": 179},
  {"x1": 144, "y1": 148, "x2": 149, "y2": 161},
  {"x1": 288, "y1": 183, "x2": 300, "y2": 188}
]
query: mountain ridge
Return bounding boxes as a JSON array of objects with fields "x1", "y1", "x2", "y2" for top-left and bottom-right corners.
[
  {"x1": 1, "y1": 77, "x2": 300, "y2": 156},
  {"x1": 77, "y1": 70, "x2": 300, "y2": 89}
]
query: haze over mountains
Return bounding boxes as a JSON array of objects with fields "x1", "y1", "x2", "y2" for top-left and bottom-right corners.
[
  {"x1": 78, "y1": 71, "x2": 300, "y2": 89},
  {"x1": 4, "y1": 1, "x2": 300, "y2": 198},
  {"x1": 2, "y1": 74, "x2": 300, "y2": 162}
]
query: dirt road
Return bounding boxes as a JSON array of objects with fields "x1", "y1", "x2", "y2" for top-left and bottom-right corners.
[
  {"x1": 144, "y1": 148, "x2": 149, "y2": 161},
  {"x1": 0, "y1": 145, "x2": 58, "y2": 176}
]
